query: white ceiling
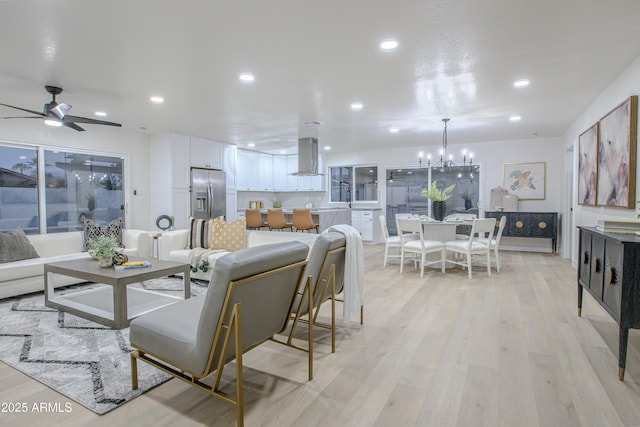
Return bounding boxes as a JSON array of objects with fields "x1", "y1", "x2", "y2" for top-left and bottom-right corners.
[{"x1": 1, "y1": 0, "x2": 640, "y2": 155}]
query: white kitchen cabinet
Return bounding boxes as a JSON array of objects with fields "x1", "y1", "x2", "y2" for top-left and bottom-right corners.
[
  {"x1": 190, "y1": 136, "x2": 222, "y2": 169},
  {"x1": 236, "y1": 149, "x2": 259, "y2": 190},
  {"x1": 222, "y1": 144, "x2": 237, "y2": 188},
  {"x1": 286, "y1": 155, "x2": 299, "y2": 190},
  {"x1": 171, "y1": 188, "x2": 191, "y2": 230},
  {"x1": 258, "y1": 153, "x2": 274, "y2": 191},
  {"x1": 351, "y1": 209, "x2": 381, "y2": 242},
  {"x1": 225, "y1": 189, "x2": 237, "y2": 221},
  {"x1": 273, "y1": 155, "x2": 288, "y2": 191}
]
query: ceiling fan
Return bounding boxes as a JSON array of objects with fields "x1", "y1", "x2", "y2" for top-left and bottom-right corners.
[{"x1": 0, "y1": 85, "x2": 121, "y2": 132}]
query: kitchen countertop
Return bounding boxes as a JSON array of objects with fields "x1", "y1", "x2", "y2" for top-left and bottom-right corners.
[{"x1": 239, "y1": 208, "x2": 350, "y2": 214}]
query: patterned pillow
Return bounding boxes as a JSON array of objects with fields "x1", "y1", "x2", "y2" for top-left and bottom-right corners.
[
  {"x1": 210, "y1": 217, "x2": 247, "y2": 251},
  {"x1": 187, "y1": 217, "x2": 213, "y2": 249},
  {"x1": 0, "y1": 228, "x2": 40, "y2": 263},
  {"x1": 82, "y1": 217, "x2": 124, "y2": 251}
]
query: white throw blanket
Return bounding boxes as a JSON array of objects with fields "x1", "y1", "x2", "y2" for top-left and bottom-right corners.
[
  {"x1": 324, "y1": 224, "x2": 364, "y2": 322},
  {"x1": 187, "y1": 247, "x2": 226, "y2": 271}
]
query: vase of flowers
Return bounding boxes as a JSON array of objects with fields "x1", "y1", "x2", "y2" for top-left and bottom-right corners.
[
  {"x1": 87, "y1": 235, "x2": 119, "y2": 267},
  {"x1": 421, "y1": 182, "x2": 456, "y2": 221}
]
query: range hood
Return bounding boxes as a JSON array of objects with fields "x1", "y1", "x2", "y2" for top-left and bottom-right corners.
[{"x1": 291, "y1": 137, "x2": 323, "y2": 176}]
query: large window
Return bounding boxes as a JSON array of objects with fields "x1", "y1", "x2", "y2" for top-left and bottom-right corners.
[
  {"x1": 0, "y1": 146, "x2": 39, "y2": 234},
  {"x1": 0, "y1": 144, "x2": 125, "y2": 234},
  {"x1": 330, "y1": 165, "x2": 378, "y2": 203}
]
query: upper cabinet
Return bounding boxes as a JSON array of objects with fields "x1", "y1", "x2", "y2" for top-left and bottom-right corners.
[
  {"x1": 190, "y1": 136, "x2": 222, "y2": 169},
  {"x1": 236, "y1": 149, "x2": 326, "y2": 192}
]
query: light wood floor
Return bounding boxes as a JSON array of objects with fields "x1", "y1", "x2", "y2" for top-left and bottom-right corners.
[{"x1": 2, "y1": 246, "x2": 640, "y2": 426}]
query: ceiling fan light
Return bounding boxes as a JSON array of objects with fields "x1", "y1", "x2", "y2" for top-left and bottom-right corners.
[{"x1": 44, "y1": 118, "x2": 63, "y2": 127}]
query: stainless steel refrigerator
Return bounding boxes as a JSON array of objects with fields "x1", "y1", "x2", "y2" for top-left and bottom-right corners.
[{"x1": 191, "y1": 168, "x2": 226, "y2": 220}]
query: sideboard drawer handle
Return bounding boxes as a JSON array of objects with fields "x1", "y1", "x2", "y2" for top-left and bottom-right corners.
[
  {"x1": 538, "y1": 221, "x2": 547, "y2": 229},
  {"x1": 515, "y1": 221, "x2": 524, "y2": 229},
  {"x1": 605, "y1": 265, "x2": 619, "y2": 285},
  {"x1": 592, "y1": 258, "x2": 602, "y2": 274},
  {"x1": 583, "y1": 251, "x2": 589, "y2": 264}
]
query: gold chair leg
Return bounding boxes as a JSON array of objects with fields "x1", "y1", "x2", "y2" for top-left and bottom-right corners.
[
  {"x1": 234, "y1": 305, "x2": 244, "y2": 427},
  {"x1": 131, "y1": 351, "x2": 139, "y2": 390}
]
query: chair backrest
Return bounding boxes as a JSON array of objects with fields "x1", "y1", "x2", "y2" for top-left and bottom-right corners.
[
  {"x1": 292, "y1": 209, "x2": 315, "y2": 230},
  {"x1": 267, "y1": 209, "x2": 287, "y2": 228},
  {"x1": 396, "y1": 217, "x2": 425, "y2": 246},
  {"x1": 196, "y1": 241, "x2": 309, "y2": 376},
  {"x1": 245, "y1": 209, "x2": 264, "y2": 228},
  {"x1": 468, "y1": 218, "x2": 497, "y2": 241},
  {"x1": 379, "y1": 215, "x2": 390, "y2": 240},
  {"x1": 494, "y1": 215, "x2": 507, "y2": 245},
  {"x1": 293, "y1": 231, "x2": 346, "y2": 313},
  {"x1": 444, "y1": 213, "x2": 477, "y2": 222}
]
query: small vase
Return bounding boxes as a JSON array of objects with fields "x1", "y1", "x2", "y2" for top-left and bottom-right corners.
[
  {"x1": 98, "y1": 256, "x2": 113, "y2": 268},
  {"x1": 432, "y1": 200, "x2": 447, "y2": 221}
]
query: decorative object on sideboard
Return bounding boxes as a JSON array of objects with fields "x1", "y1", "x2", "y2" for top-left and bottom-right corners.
[
  {"x1": 578, "y1": 123, "x2": 599, "y2": 206},
  {"x1": 503, "y1": 161, "x2": 546, "y2": 200},
  {"x1": 596, "y1": 95, "x2": 637, "y2": 208}
]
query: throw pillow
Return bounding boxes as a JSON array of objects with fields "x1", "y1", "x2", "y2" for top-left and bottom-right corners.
[
  {"x1": 187, "y1": 217, "x2": 213, "y2": 249},
  {"x1": 82, "y1": 217, "x2": 124, "y2": 251},
  {"x1": 0, "y1": 228, "x2": 40, "y2": 263},
  {"x1": 210, "y1": 217, "x2": 247, "y2": 251}
]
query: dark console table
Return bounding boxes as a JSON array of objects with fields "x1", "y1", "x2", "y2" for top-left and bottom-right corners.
[
  {"x1": 485, "y1": 211, "x2": 558, "y2": 253},
  {"x1": 577, "y1": 226, "x2": 640, "y2": 380}
]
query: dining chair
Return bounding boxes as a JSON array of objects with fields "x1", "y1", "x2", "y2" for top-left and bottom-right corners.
[
  {"x1": 292, "y1": 208, "x2": 319, "y2": 233},
  {"x1": 267, "y1": 209, "x2": 293, "y2": 231},
  {"x1": 379, "y1": 214, "x2": 402, "y2": 267},
  {"x1": 397, "y1": 217, "x2": 446, "y2": 277},
  {"x1": 245, "y1": 208, "x2": 268, "y2": 230},
  {"x1": 444, "y1": 218, "x2": 495, "y2": 279},
  {"x1": 477, "y1": 215, "x2": 507, "y2": 272}
]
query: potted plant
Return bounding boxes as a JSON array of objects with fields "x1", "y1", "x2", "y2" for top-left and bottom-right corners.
[
  {"x1": 421, "y1": 182, "x2": 456, "y2": 221},
  {"x1": 87, "y1": 235, "x2": 119, "y2": 267},
  {"x1": 459, "y1": 191, "x2": 474, "y2": 211}
]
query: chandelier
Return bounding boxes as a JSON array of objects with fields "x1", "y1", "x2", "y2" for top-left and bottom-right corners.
[{"x1": 418, "y1": 118, "x2": 475, "y2": 180}]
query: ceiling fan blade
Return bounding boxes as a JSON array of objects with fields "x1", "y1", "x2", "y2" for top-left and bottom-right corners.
[
  {"x1": 63, "y1": 121, "x2": 85, "y2": 132},
  {"x1": 0, "y1": 102, "x2": 45, "y2": 117},
  {"x1": 1, "y1": 116, "x2": 42, "y2": 119},
  {"x1": 64, "y1": 114, "x2": 121, "y2": 127}
]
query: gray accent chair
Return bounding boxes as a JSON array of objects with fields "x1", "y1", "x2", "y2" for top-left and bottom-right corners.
[
  {"x1": 281, "y1": 231, "x2": 363, "y2": 353},
  {"x1": 129, "y1": 241, "x2": 312, "y2": 427}
]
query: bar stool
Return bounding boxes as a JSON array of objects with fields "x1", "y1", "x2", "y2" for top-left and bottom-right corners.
[
  {"x1": 292, "y1": 208, "x2": 319, "y2": 233},
  {"x1": 245, "y1": 208, "x2": 268, "y2": 230},
  {"x1": 267, "y1": 209, "x2": 293, "y2": 231}
]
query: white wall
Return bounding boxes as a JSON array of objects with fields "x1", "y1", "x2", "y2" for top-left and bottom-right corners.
[
  {"x1": 324, "y1": 136, "x2": 565, "y2": 215},
  {"x1": 564, "y1": 54, "x2": 640, "y2": 264},
  {"x1": 0, "y1": 120, "x2": 152, "y2": 230}
]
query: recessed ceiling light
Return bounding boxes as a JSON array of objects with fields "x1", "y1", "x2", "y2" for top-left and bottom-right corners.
[
  {"x1": 248, "y1": 143, "x2": 256, "y2": 147},
  {"x1": 350, "y1": 102, "x2": 363, "y2": 111},
  {"x1": 389, "y1": 127, "x2": 399, "y2": 134},
  {"x1": 513, "y1": 79, "x2": 530, "y2": 88},
  {"x1": 380, "y1": 39, "x2": 398, "y2": 51},
  {"x1": 150, "y1": 96, "x2": 164, "y2": 104},
  {"x1": 324, "y1": 146, "x2": 331, "y2": 150},
  {"x1": 239, "y1": 72, "x2": 255, "y2": 83},
  {"x1": 94, "y1": 111, "x2": 107, "y2": 117},
  {"x1": 509, "y1": 115, "x2": 522, "y2": 122}
]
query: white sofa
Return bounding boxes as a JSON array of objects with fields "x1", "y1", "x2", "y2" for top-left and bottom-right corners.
[
  {"x1": 0, "y1": 230, "x2": 151, "y2": 299},
  {"x1": 158, "y1": 229, "x2": 319, "y2": 281}
]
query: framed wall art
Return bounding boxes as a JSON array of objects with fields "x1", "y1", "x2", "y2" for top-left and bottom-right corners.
[
  {"x1": 577, "y1": 123, "x2": 598, "y2": 205},
  {"x1": 596, "y1": 95, "x2": 637, "y2": 208},
  {"x1": 503, "y1": 162, "x2": 546, "y2": 200}
]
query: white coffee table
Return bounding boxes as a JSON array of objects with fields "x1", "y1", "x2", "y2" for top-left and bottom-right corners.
[{"x1": 44, "y1": 257, "x2": 191, "y2": 329}]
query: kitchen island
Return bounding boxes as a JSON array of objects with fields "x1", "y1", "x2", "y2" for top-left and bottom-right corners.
[{"x1": 239, "y1": 208, "x2": 351, "y2": 233}]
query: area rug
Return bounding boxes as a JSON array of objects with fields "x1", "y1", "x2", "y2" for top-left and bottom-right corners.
[{"x1": 0, "y1": 278, "x2": 208, "y2": 415}]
